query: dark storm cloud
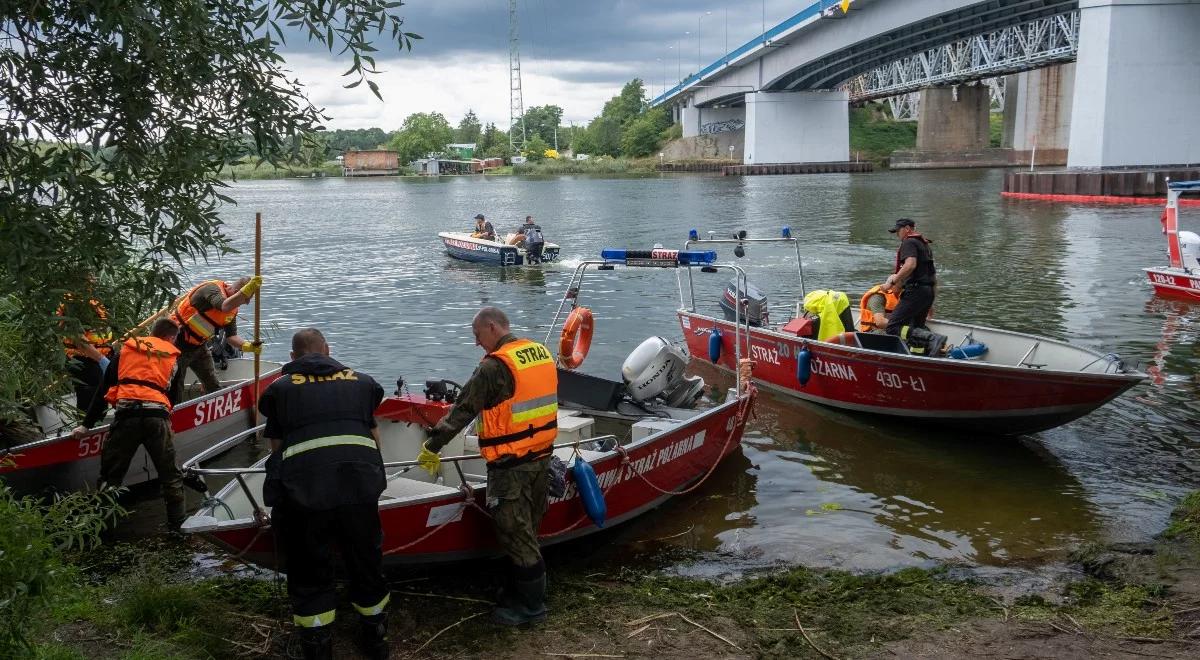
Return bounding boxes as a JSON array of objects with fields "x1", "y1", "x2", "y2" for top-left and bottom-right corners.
[{"x1": 283, "y1": 0, "x2": 805, "y2": 86}]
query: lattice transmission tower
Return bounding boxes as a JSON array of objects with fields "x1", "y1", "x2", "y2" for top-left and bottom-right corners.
[{"x1": 508, "y1": 0, "x2": 527, "y2": 152}]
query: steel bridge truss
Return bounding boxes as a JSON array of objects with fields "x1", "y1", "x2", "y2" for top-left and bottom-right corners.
[{"x1": 843, "y1": 10, "x2": 1079, "y2": 106}]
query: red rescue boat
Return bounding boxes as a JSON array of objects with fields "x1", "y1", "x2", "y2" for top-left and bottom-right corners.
[
  {"x1": 675, "y1": 231, "x2": 1143, "y2": 435},
  {"x1": 182, "y1": 249, "x2": 756, "y2": 566},
  {"x1": 0, "y1": 358, "x2": 282, "y2": 495},
  {"x1": 1145, "y1": 180, "x2": 1200, "y2": 301}
]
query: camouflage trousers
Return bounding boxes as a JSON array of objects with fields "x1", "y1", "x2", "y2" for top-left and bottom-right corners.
[
  {"x1": 99, "y1": 415, "x2": 186, "y2": 528},
  {"x1": 487, "y1": 456, "x2": 551, "y2": 568},
  {"x1": 168, "y1": 344, "x2": 221, "y2": 404}
]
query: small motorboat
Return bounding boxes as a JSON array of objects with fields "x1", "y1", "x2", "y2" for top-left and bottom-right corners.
[
  {"x1": 182, "y1": 248, "x2": 756, "y2": 566},
  {"x1": 1145, "y1": 180, "x2": 1200, "y2": 301},
  {"x1": 675, "y1": 230, "x2": 1144, "y2": 435},
  {"x1": 0, "y1": 357, "x2": 283, "y2": 495},
  {"x1": 438, "y1": 231, "x2": 560, "y2": 266}
]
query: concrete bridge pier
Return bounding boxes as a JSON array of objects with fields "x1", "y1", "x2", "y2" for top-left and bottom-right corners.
[
  {"x1": 742, "y1": 90, "x2": 849, "y2": 165},
  {"x1": 1067, "y1": 0, "x2": 1200, "y2": 169},
  {"x1": 1002, "y1": 64, "x2": 1074, "y2": 166},
  {"x1": 891, "y1": 84, "x2": 997, "y2": 169}
]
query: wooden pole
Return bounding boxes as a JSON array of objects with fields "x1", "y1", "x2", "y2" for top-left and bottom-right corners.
[{"x1": 253, "y1": 212, "x2": 262, "y2": 426}]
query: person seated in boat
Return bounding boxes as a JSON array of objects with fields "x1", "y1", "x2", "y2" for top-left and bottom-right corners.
[
  {"x1": 471, "y1": 213, "x2": 496, "y2": 241},
  {"x1": 418, "y1": 305, "x2": 556, "y2": 626},
  {"x1": 802, "y1": 289, "x2": 854, "y2": 341},
  {"x1": 858, "y1": 283, "x2": 900, "y2": 334},
  {"x1": 166, "y1": 276, "x2": 263, "y2": 403},
  {"x1": 507, "y1": 215, "x2": 546, "y2": 263},
  {"x1": 257, "y1": 328, "x2": 390, "y2": 659}
]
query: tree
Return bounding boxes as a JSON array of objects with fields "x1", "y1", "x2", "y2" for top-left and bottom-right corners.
[
  {"x1": 523, "y1": 135, "x2": 550, "y2": 163},
  {"x1": 602, "y1": 79, "x2": 648, "y2": 127},
  {"x1": 326, "y1": 127, "x2": 390, "y2": 153},
  {"x1": 620, "y1": 113, "x2": 665, "y2": 158},
  {"x1": 522, "y1": 105, "x2": 564, "y2": 148},
  {"x1": 295, "y1": 131, "x2": 331, "y2": 167},
  {"x1": 585, "y1": 116, "x2": 623, "y2": 157},
  {"x1": 0, "y1": 1, "x2": 419, "y2": 421},
  {"x1": 478, "y1": 123, "x2": 510, "y2": 159},
  {"x1": 387, "y1": 112, "x2": 454, "y2": 164},
  {"x1": 455, "y1": 110, "x2": 482, "y2": 145}
]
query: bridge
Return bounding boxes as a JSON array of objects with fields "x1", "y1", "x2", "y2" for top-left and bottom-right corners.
[{"x1": 651, "y1": 0, "x2": 1200, "y2": 169}]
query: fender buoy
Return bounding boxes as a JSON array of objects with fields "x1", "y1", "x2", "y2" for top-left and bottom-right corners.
[
  {"x1": 827, "y1": 332, "x2": 857, "y2": 346},
  {"x1": 558, "y1": 307, "x2": 594, "y2": 369},
  {"x1": 796, "y1": 346, "x2": 812, "y2": 386},
  {"x1": 573, "y1": 457, "x2": 606, "y2": 528},
  {"x1": 949, "y1": 342, "x2": 988, "y2": 359},
  {"x1": 708, "y1": 327, "x2": 723, "y2": 362}
]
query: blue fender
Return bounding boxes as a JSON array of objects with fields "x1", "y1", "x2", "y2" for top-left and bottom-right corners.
[
  {"x1": 573, "y1": 457, "x2": 607, "y2": 528},
  {"x1": 708, "y1": 328, "x2": 723, "y2": 363},
  {"x1": 796, "y1": 346, "x2": 812, "y2": 386},
  {"x1": 949, "y1": 342, "x2": 988, "y2": 359}
]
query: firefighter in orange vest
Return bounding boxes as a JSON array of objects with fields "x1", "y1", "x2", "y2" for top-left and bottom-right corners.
[
  {"x1": 858, "y1": 284, "x2": 901, "y2": 334},
  {"x1": 58, "y1": 294, "x2": 115, "y2": 409},
  {"x1": 72, "y1": 318, "x2": 187, "y2": 530},
  {"x1": 167, "y1": 276, "x2": 262, "y2": 403},
  {"x1": 421, "y1": 306, "x2": 558, "y2": 626}
]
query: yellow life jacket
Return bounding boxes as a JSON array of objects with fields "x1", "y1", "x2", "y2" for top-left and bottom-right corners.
[{"x1": 802, "y1": 290, "x2": 851, "y2": 342}]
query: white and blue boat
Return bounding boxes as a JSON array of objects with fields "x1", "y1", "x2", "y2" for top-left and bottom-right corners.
[{"x1": 438, "y1": 231, "x2": 561, "y2": 266}]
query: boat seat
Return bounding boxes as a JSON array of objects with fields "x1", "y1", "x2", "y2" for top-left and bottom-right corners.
[{"x1": 380, "y1": 477, "x2": 460, "y2": 501}]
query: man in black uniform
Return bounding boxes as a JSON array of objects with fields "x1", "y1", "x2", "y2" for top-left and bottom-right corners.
[
  {"x1": 885, "y1": 218, "x2": 937, "y2": 337},
  {"x1": 258, "y1": 328, "x2": 389, "y2": 660}
]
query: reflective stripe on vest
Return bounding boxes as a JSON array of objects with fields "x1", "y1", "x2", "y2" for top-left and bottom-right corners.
[
  {"x1": 479, "y1": 339, "x2": 558, "y2": 463},
  {"x1": 105, "y1": 336, "x2": 180, "y2": 409},
  {"x1": 281, "y1": 434, "x2": 378, "y2": 460},
  {"x1": 171, "y1": 280, "x2": 238, "y2": 345},
  {"x1": 60, "y1": 298, "x2": 114, "y2": 358},
  {"x1": 858, "y1": 285, "x2": 900, "y2": 333}
]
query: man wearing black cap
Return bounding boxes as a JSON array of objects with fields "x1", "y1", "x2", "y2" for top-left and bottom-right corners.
[
  {"x1": 884, "y1": 218, "x2": 937, "y2": 337},
  {"x1": 472, "y1": 213, "x2": 496, "y2": 241}
]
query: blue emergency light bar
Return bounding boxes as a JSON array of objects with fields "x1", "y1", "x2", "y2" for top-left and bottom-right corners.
[{"x1": 600, "y1": 248, "x2": 717, "y2": 267}]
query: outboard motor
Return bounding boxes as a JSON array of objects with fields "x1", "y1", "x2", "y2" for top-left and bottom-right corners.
[
  {"x1": 1180, "y1": 230, "x2": 1200, "y2": 271},
  {"x1": 621, "y1": 337, "x2": 706, "y2": 408},
  {"x1": 717, "y1": 278, "x2": 769, "y2": 327},
  {"x1": 903, "y1": 327, "x2": 949, "y2": 358}
]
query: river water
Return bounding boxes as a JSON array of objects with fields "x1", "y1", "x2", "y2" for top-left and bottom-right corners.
[{"x1": 167, "y1": 169, "x2": 1198, "y2": 573}]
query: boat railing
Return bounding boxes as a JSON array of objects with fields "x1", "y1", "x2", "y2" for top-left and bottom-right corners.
[
  {"x1": 682, "y1": 229, "x2": 806, "y2": 308},
  {"x1": 542, "y1": 250, "x2": 752, "y2": 392}
]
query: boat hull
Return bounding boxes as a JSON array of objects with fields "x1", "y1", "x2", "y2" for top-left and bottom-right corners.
[
  {"x1": 190, "y1": 390, "x2": 754, "y2": 567},
  {"x1": 1145, "y1": 267, "x2": 1200, "y2": 301},
  {"x1": 438, "y1": 232, "x2": 560, "y2": 266},
  {"x1": 679, "y1": 312, "x2": 1140, "y2": 435},
  {"x1": 0, "y1": 361, "x2": 282, "y2": 495}
]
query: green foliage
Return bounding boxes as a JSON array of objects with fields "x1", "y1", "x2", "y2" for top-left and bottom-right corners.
[
  {"x1": 387, "y1": 112, "x2": 454, "y2": 164},
  {"x1": 1014, "y1": 578, "x2": 1172, "y2": 637},
  {"x1": 521, "y1": 105, "x2": 564, "y2": 148},
  {"x1": 603, "y1": 79, "x2": 648, "y2": 127},
  {"x1": 0, "y1": 0, "x2": 420, "y2": 422},
  {"x1": 620, "y1": 107, "x2": 671, "y2": 157},
  {"x1": 1164, "y1": 490, "x2": 1200, "y2": 544},
  {"x1": 455, "y1": 109, "x2": 482, "y2": 145},
  {"x1": 510, "y1": 158, "x2": 653, "y2": 175},
  {"x1": 325, "y1": 127, "x2": 391, "y2": 153},
  {"x1": 990, "y1": 112, "x2": 1004, "y2": 148},
  {"x1": 849, "y1": 104, "x2": 917, "y2": 164},
  {"x1": 523, "y1": 136, "x2": 551, "y2": 162},
  {"x1": 478, "y1": 122, "x2": 510, "y2": 159},
  {"x1": 0, "y1": 486, "x2": 125, "y2": 654}
]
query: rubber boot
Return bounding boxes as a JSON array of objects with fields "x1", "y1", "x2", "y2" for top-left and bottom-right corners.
[
  {"x1": 299, "y1": 627, "x2": 333, "y2": 660},
  {"x1": 357, "y1": 613, "x2": 390, "y2": 660},
  {"x1": 492, "y1": 573, "x2": 547, "y2": 626}
]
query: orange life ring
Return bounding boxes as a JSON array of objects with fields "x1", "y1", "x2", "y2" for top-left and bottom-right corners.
[
  {"x1": 827, "y1": 332, "x2": 858, "y2": 346},
  {"x1": 558, "y1": 307, "x2": 594, "y2": 370}
]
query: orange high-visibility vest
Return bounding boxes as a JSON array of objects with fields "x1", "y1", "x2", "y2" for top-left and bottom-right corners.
[
  {"x1": 59, "y1": 297, "x2": 114, "y2": 358},
  {"x1": 171, "y1": 280, "x2": 238, "y2": 346},
  {"x1": 478, "y1": 339, "x2": 558, "y2": 464},
  {"x1": 105, "y1": 336, "x2": 181, "y2": 409},
  {"x1": 858, "y1": 286, "x2": 900, "y2": 333}
]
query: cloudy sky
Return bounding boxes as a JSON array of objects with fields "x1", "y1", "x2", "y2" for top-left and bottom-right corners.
[{"x1": 286, "y1": 0, "x2": 805, "y2": 131}]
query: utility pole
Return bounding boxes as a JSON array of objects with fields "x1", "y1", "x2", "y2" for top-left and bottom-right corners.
[{"x1": 508, "y1": 0, "x2": 526, "y2": 152}]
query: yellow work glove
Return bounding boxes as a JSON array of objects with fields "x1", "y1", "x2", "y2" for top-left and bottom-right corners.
[
  {"x1": 240, "y1": 340, "x2": 262, "y2": 355},
  {"x1": 417, "y1": 442, "x2": 441, "y2": 477},
  {"x1": 239, "y1": 275, "x2": 263, "y2": 298}
]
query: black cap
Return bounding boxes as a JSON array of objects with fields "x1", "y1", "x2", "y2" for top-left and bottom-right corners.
[
  {"x1": 888, "y1": 218, "x2": 915, "y2": 233},
  {"x1": 474, "y1": 213, "x2": 485, "y2": 220}
]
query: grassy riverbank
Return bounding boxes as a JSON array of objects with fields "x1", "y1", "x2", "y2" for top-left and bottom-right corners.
[
  {"x1": 218, "y1": 161, "x2": 342, "y2": 181},
  {"x1": 509, "y1": 157, "x2": 657, "y2": 176},
  {"x1": 13, "y1": 489, "x2": 1198, "y2": 659},
  {"x1": 848, "y1": 106, "x2": 918, "y2": 165}
]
